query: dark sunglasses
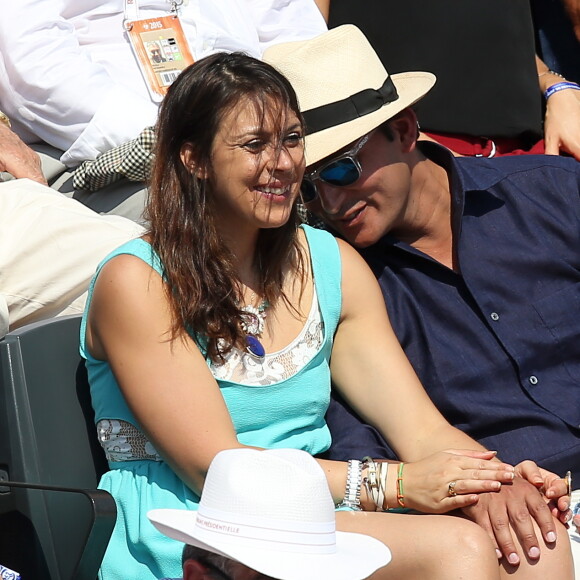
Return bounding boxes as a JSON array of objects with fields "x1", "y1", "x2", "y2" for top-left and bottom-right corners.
[{"x1": 300, "y1": 132, "x2": 371, "y2": 204}]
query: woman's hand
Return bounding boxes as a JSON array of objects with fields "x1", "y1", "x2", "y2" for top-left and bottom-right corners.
[{"x1": 401, "y1": 449, "x2": 515, "y2": 513}]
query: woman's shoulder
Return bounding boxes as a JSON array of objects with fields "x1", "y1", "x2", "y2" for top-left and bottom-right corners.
[
  {"x1": 299, "y1": 224, "x2": 341, "y2": 260},
  {"x1": 91, "y1": 238, "x2": 166, "y2": 310},
  {"x1": 87, "y1": 245, "x2": 169, "y2": 349},
  {"x1": 299, "y1": 225, "x2": 381, "y2": 306},
  {"x1": 300, "y1": 223, "x2": 336, "y2": 246},
  {"x1": 93, "y1": 251, "x2": 165, "y2": 309},
  {"x1": 299, "y1": 224, "x2": 363, "y2": 269},
  {"x1": 97, "y1": 237, "x2": 165, "y2": 278}
]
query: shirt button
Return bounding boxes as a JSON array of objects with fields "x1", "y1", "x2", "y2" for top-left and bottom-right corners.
[
  {"x1": 490, "y1": 312, "x2": 500, "y2": 321},
  {"x1": 529, "y1": 375, "x2": 538, "y2": 385}
]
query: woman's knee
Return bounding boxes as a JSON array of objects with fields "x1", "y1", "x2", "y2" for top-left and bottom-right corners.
[
  {"x1": 402, "y1": 516, "x2": 499, "y2": 579},
  {"x1": 440, "y1": 518, "x2": 498, "y2": 566}
]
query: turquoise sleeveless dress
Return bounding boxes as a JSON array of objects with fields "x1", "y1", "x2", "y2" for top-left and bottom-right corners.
[{"x1": 80, "y1": 225, "x2": 342, "y2": 580}]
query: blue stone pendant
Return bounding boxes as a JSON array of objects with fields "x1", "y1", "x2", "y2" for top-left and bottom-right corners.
[{"x1": 246, "y1": 335, "x2": 266, "y2": 361}]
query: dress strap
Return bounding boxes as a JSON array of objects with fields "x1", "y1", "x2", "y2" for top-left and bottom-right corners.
[{"x1": 301, "y1": 225, "x2": 342, "y2": 335}]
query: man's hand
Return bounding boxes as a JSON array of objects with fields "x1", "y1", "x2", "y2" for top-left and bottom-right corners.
[
  {"x1": 0, "y1": 123, "x2": 46, "y2": 184},
  {"x1": 536, "y1": 54, "x2": 580, "y2": 160},
  {"x1": 515, "y1": 460, "x2": 571, "y2": 523},
  {"x1": 461, "y1": 476, "x2": 560, "y2": 565},
  {"x1": 544, "y1": 87, "x2": 580, "y2": 161}
]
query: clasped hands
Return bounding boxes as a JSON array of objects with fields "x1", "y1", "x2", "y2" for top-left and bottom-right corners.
[{"x1": 401, "y1": 450, "x2": 571, "y2": 565}]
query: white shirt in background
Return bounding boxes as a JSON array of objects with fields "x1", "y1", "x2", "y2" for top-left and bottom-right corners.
[{"x1": 0, "y1": 0, "x2": 326, "y2": 166}]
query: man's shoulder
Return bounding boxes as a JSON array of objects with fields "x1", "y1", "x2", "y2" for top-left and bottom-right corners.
[
  {"x1": 420, "y1": 141, "x2": 579, "y2": 192},
  {"x1": 457, "y1": 153, "x2": 580, "y2": 184},
  {"x1": 447, "y1": 154, "x2": 579, "y2": 206}
]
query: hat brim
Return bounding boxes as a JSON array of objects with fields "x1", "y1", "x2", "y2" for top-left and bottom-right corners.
[
  {"x1": 149, "y1": 509, "x2": 391, "y2": 580},
  {"x1": 304, "y1": 71, "x2": 435, "y2": 167}
]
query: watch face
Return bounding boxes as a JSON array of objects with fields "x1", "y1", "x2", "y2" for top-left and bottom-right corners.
[{"x1": 0, "y1": 112, "x2": 10, "y2": 128}]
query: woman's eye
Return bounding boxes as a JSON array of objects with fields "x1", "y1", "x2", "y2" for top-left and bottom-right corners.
[
  {"x1": 285, "y1": 132, "x2": 303, "y2": 147},
  {"x1": 243, "y1": 139, "x2": 266, "y2": 152},
  {"x1": 242, "y1": 132, "x2": 302, "y2": 152}
]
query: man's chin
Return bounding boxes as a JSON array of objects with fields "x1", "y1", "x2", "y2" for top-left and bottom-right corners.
[
  {"x1": 325, "y1": 224, "x2": 376, "y2": 248},
  {"x1": 335, "y1": 225, "x2": 377, "y2": 248},
  {"x1": 351, "y1": 238, "x2": 375, "y2": 248}
]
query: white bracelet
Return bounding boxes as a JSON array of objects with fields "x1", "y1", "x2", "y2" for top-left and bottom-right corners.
[
  {"x1": 363, "y1": 456, "x2": 378, "y2": 507},
  {"x1": 377, "y1": 462, "x2": 389, "y2": 511},
  {"x1": 337, "y1": 459, "x2": 363, "y2": 510}
]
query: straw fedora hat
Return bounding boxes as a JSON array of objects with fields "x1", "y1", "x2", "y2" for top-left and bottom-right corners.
[
  {"x1": 148, "y1": 448, "x2": 391, "y2": 580},
  {"x1": 264, "y1": 24, "x2": 436, "y2": 166}
]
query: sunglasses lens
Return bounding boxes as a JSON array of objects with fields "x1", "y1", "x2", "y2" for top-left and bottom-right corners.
[
  {"x1": 300, "y1": 179, "x2": 318, "y2": 203},
  {"x1": 319, "y1": 158, "x2": 360, "y2": 186}
]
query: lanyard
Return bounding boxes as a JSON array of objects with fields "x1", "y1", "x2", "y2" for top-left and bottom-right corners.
[
  {"x1": 124, "y1": 0, "x2": 139, "y2": 23},
  {"x1": 124, "y1": 0, "x2": 184, "y2": 23}
]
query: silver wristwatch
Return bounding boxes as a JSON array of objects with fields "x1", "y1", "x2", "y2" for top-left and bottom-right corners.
[{"x1": 337, "y1": 459, "x2": 363, "y2": 510}]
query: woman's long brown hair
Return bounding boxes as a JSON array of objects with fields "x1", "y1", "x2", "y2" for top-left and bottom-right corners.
[{"x1": 146, "y1": 52, "x2": 305, "y2": 362}]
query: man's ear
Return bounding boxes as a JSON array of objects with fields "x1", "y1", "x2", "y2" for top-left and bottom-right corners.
[
  {"x1": 183, "y1": 558, "x2": 213, "y2": 580},
  {"x1": 388, "y1": 108, "x2": 419, "y2": 153},
  {"x1": 180, "y1": 142, "x2": 208, "y2": 179}
]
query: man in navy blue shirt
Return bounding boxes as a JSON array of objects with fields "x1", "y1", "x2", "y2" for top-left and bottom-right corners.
[
  {"x1": 340, "y1": 142, "x2": 580, "y2": 473},
  {"x1": 265, "y1": 24, "x2": 579, "y2": 569}
]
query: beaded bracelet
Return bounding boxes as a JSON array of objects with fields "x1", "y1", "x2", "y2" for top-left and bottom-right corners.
[
  {"x1": 538, "y1": 69, "x2": 565, "y2": 80},
  {"x1": 396, "y1": 462, "x2": 406, "y2": 508},
  {"x1": 544, "y1": 81, "x2": 580, "y2": 100}
]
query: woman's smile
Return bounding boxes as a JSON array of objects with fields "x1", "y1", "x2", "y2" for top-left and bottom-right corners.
[{"x1": 254, "y1": 183, "x2": 293, "y2": 200}]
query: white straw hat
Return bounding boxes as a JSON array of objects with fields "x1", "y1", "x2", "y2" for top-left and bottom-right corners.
[
  {"x1": 264, "y1": 24, "x2": 436, "y2": 166},
  {"x1": 148, "y1": 448, "x2": 391, "y2": 580}
]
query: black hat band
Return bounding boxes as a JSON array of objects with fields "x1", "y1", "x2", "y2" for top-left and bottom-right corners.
[{"x1": 302, "y1": 77, "x2": 399, "y2": 135}]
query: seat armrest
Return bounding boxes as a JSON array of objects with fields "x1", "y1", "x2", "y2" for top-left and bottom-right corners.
[{"x1": 0, "y1": 480, "x2": 116, "y2": 580}]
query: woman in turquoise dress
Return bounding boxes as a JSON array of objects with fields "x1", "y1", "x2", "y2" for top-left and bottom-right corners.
[{"x1": 81, "y1": 53, "x2": 572, "y2": 579}]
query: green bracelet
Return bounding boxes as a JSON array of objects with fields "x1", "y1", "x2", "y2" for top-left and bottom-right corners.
[{"x1": 396, "y1": 462, "x2": 405, "y2": 507}]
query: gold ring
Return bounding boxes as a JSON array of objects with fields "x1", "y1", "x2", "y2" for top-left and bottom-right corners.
[
  {"x1": 565, "y1": 471, "x2": 572, "y2": 497},
  {"x1": 448, "y1": 481, "x2": 458, "y2": 497}
]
